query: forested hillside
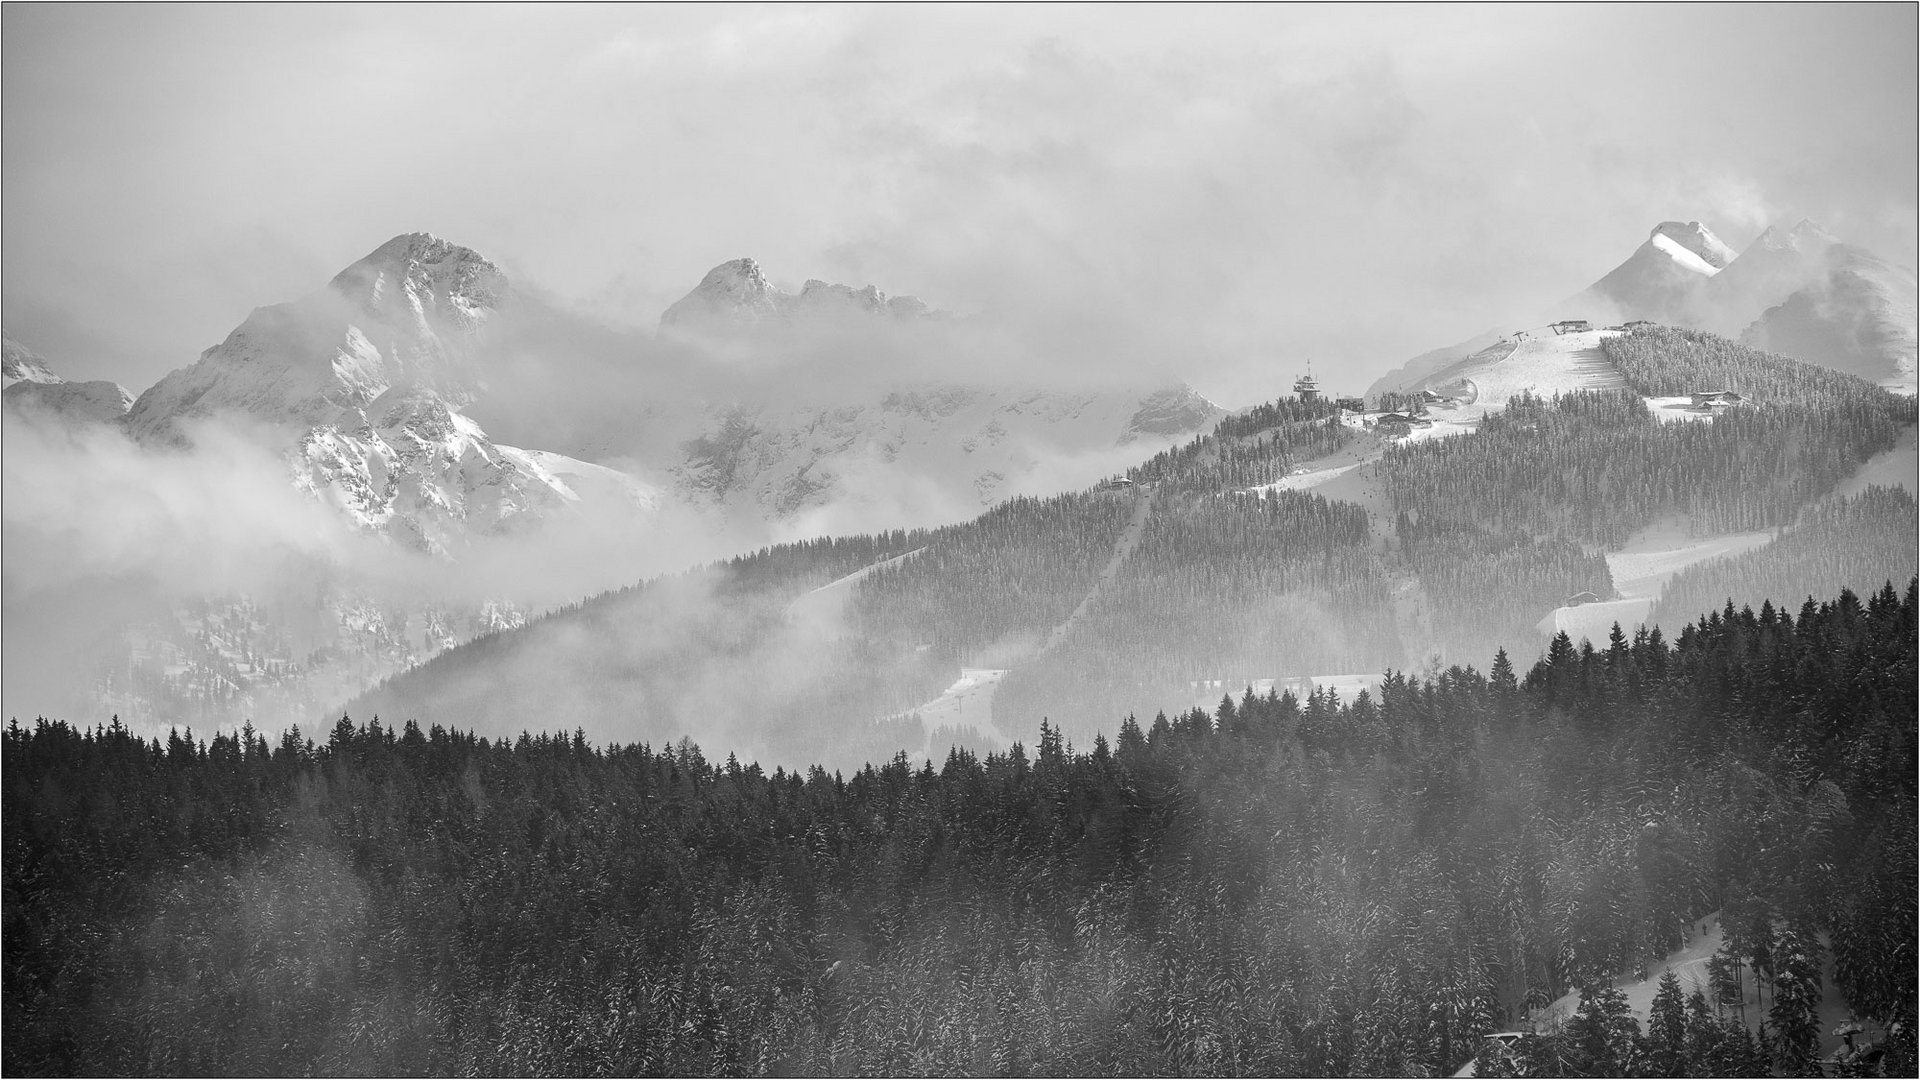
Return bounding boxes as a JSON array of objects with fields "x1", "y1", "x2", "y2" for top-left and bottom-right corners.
[
  {"x1": 1131, "y1": 394, "x2": 1353, "y2": 493},
  {"x1": 7, "y1": 582, "x2": 1914, "y2": 1077},
  {"x1": 1382, "y1": 388, "x2": 1909, "y2": 548},
  {"x1": 1602, "y1": 324, "x2": 1904, "y2": 407},
  {"x1": 996, "y1": 487, "x2": 1402, "y2": 739},
  {"x1": 336, "y1": 328, "x2": 1915, "y2": 766},
  {"x1": 1652, "y1": 486, "x2": 1919, "y2": 631},
  {"x1": 1398, "y1": 515, "x2": 1614, "y2": 667}
]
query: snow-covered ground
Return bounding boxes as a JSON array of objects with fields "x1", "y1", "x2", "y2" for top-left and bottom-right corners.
[
  {"x1": 786, "y1": 548, "x2": 923, "y2": 639},
  {"x1": 1643, "y1": 395, "x2": 1721, "y2": 423},
  {"x1": 1829, "y1": 424, "x2": 1917, "y2": 498},
  {"x1": 1526, "y1": 517, "x2": 1778, "y2": 645},
  {"x1": 1459, "y1": 911, "x2": 1869, "y2": 1076},
  {"x1": 1247, "y1": 460, "x2": 1362, "y2": 494},
  {"x1": 1413, "y1": 327, "x2": 1628, "y2": 412},
  {"x1": 1606, "y1": 521, "x2": 1778, "y2": 599},
  {"x1": 1534, "y1": 597, "x2": 1654, "y2": 644},
  {"x1": 1533, "y1": 916, "x2": 1867, "y2": 1064},
  {"x1": 896, "y1": 667, "x2": 1009, "y2": 754}
]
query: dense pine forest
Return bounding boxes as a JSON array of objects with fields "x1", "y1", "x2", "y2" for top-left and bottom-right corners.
[
  {"x1": 6, "y1": 581, "x2": 1914, "y2": 1077},
  {"x1": 995, "y1": 487, "x2": 1402, "y2": 740},
  {"x1": 1601, "y1": 325, "x2": 1907, "y2": 408},
  {"x1": 1381, "y1": 388, "x2": 1909, "y2": 549}
]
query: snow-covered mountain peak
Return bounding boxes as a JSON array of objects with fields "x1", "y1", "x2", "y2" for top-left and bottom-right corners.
[
  {"x1": 126, "y1": 234, "x2": 510, "y2": 443},
  {"x1": 1648, "y1": 221, "x2": 1735, "y2": 273},
  {"x1": 659, "y1": 257, "x2": 787, "y2": 328},
  {"x1": 2, "y1": 335, "x2": 134, "y2": 425},
  {"x1": 328, "y1": 232, "x2": 506, "y2": 331},
  {"x1": 3, "y1": 335, "x2": 62, "y2": 388},
  {"x1": 1744, "y1": 219, "x2": 1839, "y2": 258}
]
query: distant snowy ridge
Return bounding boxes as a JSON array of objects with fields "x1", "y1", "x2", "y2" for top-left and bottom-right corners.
[
  {"x1": 660, "y1": 257, "x2": 936, "y2": 331},
  {"x1": 674, "y1": 380, "x2": 1219, "y2": 524},
  {"x1": 2, "y1": 336, "x2": 135, "y2": 425},
  {"x1": 655, "y1": 257, "x2": 1221, "y2": 525},
  {"x1": 3, "y1": 336, "x2": 62, "y2": 387}
]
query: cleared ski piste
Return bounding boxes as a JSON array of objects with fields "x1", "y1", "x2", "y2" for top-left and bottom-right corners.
[
  {"x1": 786, "y1": 547, "x2": 924, "y2": 639},
  {"x1": 900, "y1": 667, "x2": 1012, "y2": 753},
  {"x1": 1534, "y1": 522, "x2": 1778, "y2": 644},
  {"x1": 1606, "y1": 521, "x2": 1778, "y2": 599}
]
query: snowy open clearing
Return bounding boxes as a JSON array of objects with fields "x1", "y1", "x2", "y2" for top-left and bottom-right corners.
[
  {"x1": 1606, "y1": 526, "x2": 1778, "y2": 600},
  {"x1": 1247, "y1": 460, "x2": 1362, "y2": 494},
  {"x1": 1415, "y1": 327, "x2": 1628, "y2": 412},
  {"x1": 1642, "y1": 395, "x2": 1721, "y2": 423},
  {"x1": 899, "y1": 667, "x2": 1010, "y2": 754},
  {"x1": 1534, "y1": 597, "x2": 1654, "y2": 644}
]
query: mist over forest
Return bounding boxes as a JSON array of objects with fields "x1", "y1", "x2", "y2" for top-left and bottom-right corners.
[{"x1": 5, "y1": 5, "x2": 1917, "y2": 1078}]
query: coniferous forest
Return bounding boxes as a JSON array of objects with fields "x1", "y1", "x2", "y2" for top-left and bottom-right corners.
[{"x1": 6, "y1": 581, "x2": 1914, "y2": 1077}]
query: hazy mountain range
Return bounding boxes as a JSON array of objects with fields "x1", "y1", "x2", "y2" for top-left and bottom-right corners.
[{"x1": 4, "y1": 219, "x2": 1914, "y2": 749}]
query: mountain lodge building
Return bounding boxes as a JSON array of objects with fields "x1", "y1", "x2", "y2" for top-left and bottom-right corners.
[{"x1": 1690, "y1": 391, "x2": 1746, "y2": 408}]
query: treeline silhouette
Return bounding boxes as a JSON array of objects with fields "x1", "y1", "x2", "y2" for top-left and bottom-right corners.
[
  {"x1": 1133, "y1": 395, "x2": 1352, "y2": 494},
  {"x1": 6, "y1": 581, "x2": 1913, "y2": 1076}
]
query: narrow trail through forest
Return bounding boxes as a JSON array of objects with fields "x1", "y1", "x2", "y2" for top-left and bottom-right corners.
[{"x1": 896, "y1": 485, "x2": 1156, "y2": 753}]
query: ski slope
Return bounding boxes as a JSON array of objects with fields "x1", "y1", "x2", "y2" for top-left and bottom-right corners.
[
  {"x1": 1416, "y1": 327, "x2": 1629, "y2": 412},
  {"x1": 786, "y1": 548, "x2": 923, "y2": 639},
  {"x1": 1606, "y1": 522, "x2": 1777, "y2": 600},
  {"x1": 900, "y1": 668, "x2": 1010, "y2": 754}
]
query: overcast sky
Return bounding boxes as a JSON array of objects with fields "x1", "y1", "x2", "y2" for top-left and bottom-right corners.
[{"x1": 4, "y1": 3, "x2": 1914, "y2": 405}]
